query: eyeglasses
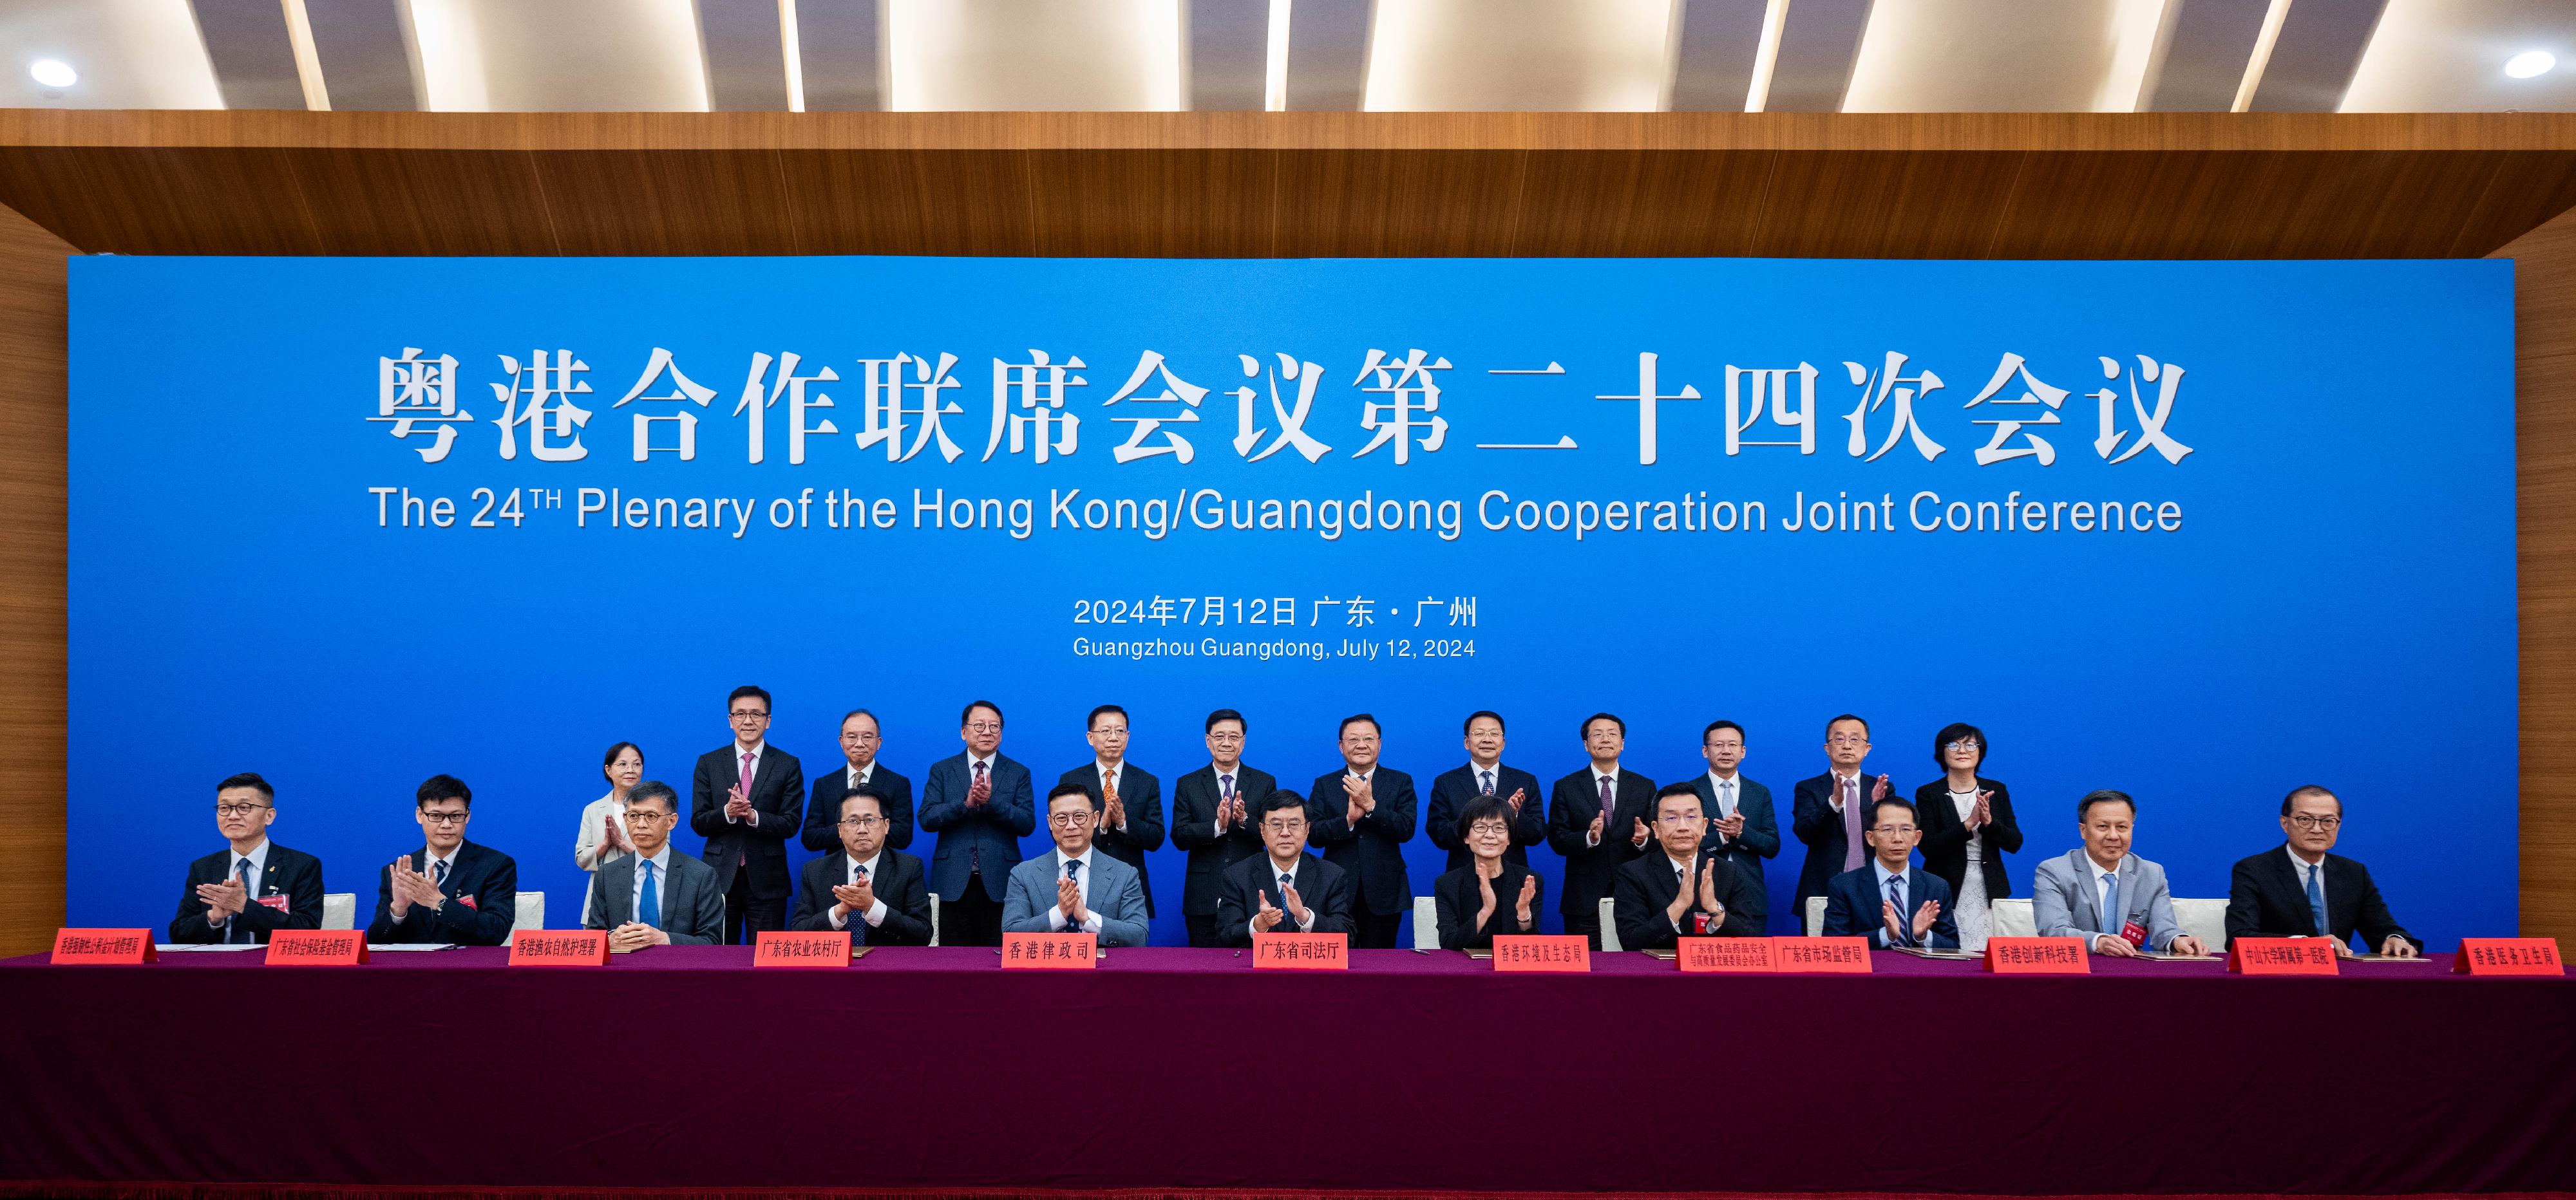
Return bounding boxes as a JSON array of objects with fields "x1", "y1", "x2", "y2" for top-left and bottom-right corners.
[
  {"x1": 1466, "y1": 823, "x2": 1511, "y2": 838},
  {"x1": 837, "y1": 816, "x2": 885, "y2": 830},
  {"x1": 965, "y1": 721, "x2": 1001, "y2": 733},
  {"x1": 1869, "y1": 825, "x2": 1918, "y2": 836},
  {"x1": 2287, "y1": 814, "x2": 2342, "y2": 830},
  {"x1": 213, "y1": 802, "x2": 271, "y2": 817},
  {"x1": 1704, "y1": 741, "x2": 1743, "y2": 751},
  {"x1": 1656, "y1": 813, "x2": 1703, "y2": 825},
  {"x1": 623, "y1": 809, "x2": 672, "y2": 823},
  {"x1": 1048, "y1": 812, "x2": 1095, "y2": 828},
  {"x1": 420, "y1": 811, "x2": 468, "y2": 825},
  {"x1": 1829, "y1": 736, "x2": 1868, "y2": 747},
  {"x1": 1943, "y1": 740, "x2": 1982, "y2": 753},
  {"x1": 1261, "y1": 820, "x2": 1305, "y2": 834},
  {"x1": 841, "y1": 731, "x2": 879, "y2": 742},
  {"x1": 1207, "y1": 732, "x2": 1244, "y2": 743},
  {"x1": 730, "y1": 709, "x2": 770, "y2": 720}
]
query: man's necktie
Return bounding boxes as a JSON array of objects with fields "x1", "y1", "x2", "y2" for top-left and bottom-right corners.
[
  {"x1": 2100, "y1": 872, "x2": 2121, "y2": 939},
  {"x1": 1065, "y1": 858, "x2": 1082, "y2": 881},
  {"x1": 736, "y1": 751, "x2": 755, "y2": 867},
  {"x1": 2305, "y1": 863, "x2": 2326, "y2": 935},
  {"x1": 1278, "y1": 871, "x2": 1294, "y2": 915},
  {"x1": 850, "y1": 863, "x2": 869, "y2": 940},
  {"x1": 639, "y1": 859, "x2": 661, "y2": 928},
  {"x1": 1598, "y1": 775, "x2": 1614, "y2": 836},
  {"x1": 229, "y1": 858, "x2": 253, "y2": 944},
  {"x1": 433, "y1": 859, "x2": 449, "y2": 888},
  {"x1": 1841, "y1": 777, "x2": 1865, "y2": 870},
  {"x1": 1481, "y1": 770, "x2": 1495, "y2": 796},
  {"x1": 971, "y1": 760, "x2": 988, "y2": 874},
  {"x1": 1886, "y1": 872, "x2": 1909, "y2": 946}
]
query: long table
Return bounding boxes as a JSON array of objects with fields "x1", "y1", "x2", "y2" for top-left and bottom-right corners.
[{"x1": 1, "y1": 946, "x2": 2567, "y2": 1195}]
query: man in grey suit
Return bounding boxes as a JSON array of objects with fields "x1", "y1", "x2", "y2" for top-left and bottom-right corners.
[
  {"x1": 2030, "y1": 789, "x2": 2209, "y2": 958},
  {"x1": 585, "y1": 782, "x2": 725, "y2": 948},
  {"x1": 1002, "y1": 783, "x2": 1151, "y2": 946}
]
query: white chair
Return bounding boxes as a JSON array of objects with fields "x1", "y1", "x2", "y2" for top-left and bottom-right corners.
[
  {"x1": 1991, "y1": 897, "x2": 2036, "y2": 937},
  {"x1": 1596, "y1": 896, "x2": 1622, "y2": 951},
  {"x1": 1412, "y1": 896, "x2": 1439, "y2": 949},
  {"x1": 513, "y1": 892, "x2": 544, "y2": 932},
  {"x1": 322, "y1": 892, "x2": 356, "y2": 931},
  {"x1": 927, "y1": 894, "x2": 941, "y2": 946},
  {"x1": 1803, "y1": 895, "x2": 1826, "y2": 936},
  {"x1": 2173, "y1": 897, "x2": 2228, "y2": 950}
]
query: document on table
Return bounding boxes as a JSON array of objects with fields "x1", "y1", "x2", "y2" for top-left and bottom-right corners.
[
  {"x1": 2137, "y1": 952, "x2": 2223, "y2": 961},
  {"x1": 155, "y1": 943, "x2": 265, "y2": 952},
  {"x1": 365, "y1": 943, "x2": 457, "y2": 952},
  {"x1": 1892, "y1": 946, "x2": 1981, "y2": 961},
  {"x1": 2350, "y1": 953, "x2": 2438, "y2": 963}
]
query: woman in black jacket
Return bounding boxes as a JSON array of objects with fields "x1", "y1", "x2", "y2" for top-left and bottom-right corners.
[
  {"x1": 1913, "y1": 722, "x2": 2022, "y2": 951},
  {"x1": 1433, "y1": 793, "x2": 1543, "y2": 949}
]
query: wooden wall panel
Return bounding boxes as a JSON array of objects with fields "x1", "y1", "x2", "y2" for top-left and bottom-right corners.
[
  {"x1": 0, "y1": 199, "x2": 66, "y2": 958},
  {"x1": 2496, "y1": 205, "x2": 2576, "y2": 947}
]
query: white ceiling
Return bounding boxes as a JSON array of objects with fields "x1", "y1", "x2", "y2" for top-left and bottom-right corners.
[{"x1": 0, "y1": 0, "x2": 2567, "y2": 114}]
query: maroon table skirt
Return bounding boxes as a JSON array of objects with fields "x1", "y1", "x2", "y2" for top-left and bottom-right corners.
[{"x1": 1, "y1": 946, "x2": 2568, "y2": 1194}]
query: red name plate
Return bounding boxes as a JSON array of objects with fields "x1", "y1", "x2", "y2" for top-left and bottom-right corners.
[
  {"x1": 1251, "y1": 932, "x2": 1349, "y2": 970},
  {"x1": 2454, "y1": 937, "x2": 2564, "y2": 976},
  {"x1": 1776, "y1": 937, "x2": 1872, "y2": 973},
  {"x1": 1985, "y1": 936, "x2": 2090, "y2": 974},
  {"x1": 755, "y1": 930, "x2": 852, "y2": 967},
  {"x1": 1001, "y1": 932, "x2": 1097, "y2": 968},
  {"x1": 510, "y1": 929, "x2": 609, "y2": 966},
  {"x1": 1492, "y1": 934, "x2": 1589, "y2": 972},
  {"x1": 1678, "y1": 937, "x2": 1778, "y2": 973},
  {"x1": 51, "y1": 928, "x2": 155, "y2": 964},
  {"x1": 2228, "y1": 937, "x2": 2338, "y2": 975},
  {"x1": 265, "y1": 929, "x2": 366, "y2": 966}
]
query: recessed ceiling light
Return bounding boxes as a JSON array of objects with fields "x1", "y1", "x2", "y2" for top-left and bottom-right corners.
[
  {"x1": 2505, "y1": 50, "x2": 2555, "y2": 79},
  {"x1": 28, "y1": 59, "x2": 75, "y2": 88}
]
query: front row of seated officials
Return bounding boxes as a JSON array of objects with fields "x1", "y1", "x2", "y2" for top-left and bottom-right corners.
[{"x1": 169, "y1": 703, "x2": 2424, "y2": 958}]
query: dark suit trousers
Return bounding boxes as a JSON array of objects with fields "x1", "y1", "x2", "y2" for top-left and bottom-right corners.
[
  {"x1": 722, "y1": 870, "x2": 784, "y2": 945},
  {"x1": 1354, "y1": 908, "x2": 1401, "y2": 950},
  {"x1": 1564, "y1": 909, "x2": 1607, "y2": 950},
  {"x1": 949, "y1": 870, "x2": 1005, "y2": 946},
  {"x1": 1186, "y1": 914, "x2": 1221, "y2": 948}
]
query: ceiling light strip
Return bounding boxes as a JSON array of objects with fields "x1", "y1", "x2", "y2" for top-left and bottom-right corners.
[
  {"x1": 2231, "y1": 0, "x2": 2292, "y2": 113},
  {"x1": 281, "y1": 0, "x2": 331, "y2": 111}
]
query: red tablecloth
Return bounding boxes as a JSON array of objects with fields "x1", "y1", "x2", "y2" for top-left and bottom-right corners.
[{"x1": 1, "y1": 946, "x2": 2566, "y2": 1194}]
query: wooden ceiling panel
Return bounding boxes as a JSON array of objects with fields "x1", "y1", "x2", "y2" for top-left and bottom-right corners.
[{"x1": 528, "y1": 149, "x2": 800, "y2": 256}]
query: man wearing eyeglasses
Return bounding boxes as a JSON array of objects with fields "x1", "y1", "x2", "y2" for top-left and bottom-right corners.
[
  {"x1": 692, "y1": 684, "x2": 805, "y2": 944},
  {"x1": 1056, "y1": 704, "x2": 1166, "y2": 921},
  {"x1": 1792, "y1": 713, "x2": 1899, "y2": 919},
  {"x1": 169, "y1": 772, "x2": 324, "y2": 944},
  {"x1": 920, "y1": 699, "x2": 1036, "y2": 947},
  {"x1": 799, "y1": 708, "x2": 915, "y2": 854},
  {"x1": 1614, "y1": 782, "x2": 1764, "y2": 950},
  {"x1": 1216, "y1": 790, "x2": 1354, "y2": 945},
  {"x1": 1001, "y1": 783, "x2": 1150, "y2": 946},
  {"x1": 791, "y1": 783, "x2": 933, "y2": 944},
  {"x1": 2224, "y1": 785, "x2": 2420, "y2": 958},
  {"x1": 1822, "y1": 797, "x2": 1958, "y2": 949},
  {"x1": 1171, "y1": 709, "x2": 1272, "y2": 946},
  {"x1": 367, "y1": 774, "x2": 516, "y2": 946},
  {"x1": 586, "y1": 782, "x2": 724, "y2": 947}
]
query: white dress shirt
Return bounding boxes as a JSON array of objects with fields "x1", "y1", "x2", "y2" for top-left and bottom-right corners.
[
  {"x1": 2083, "y1": 854, "x2": 2127, "y2": 936},
  {"x1": 844, "y1": 761, "x2": 875, "y2": 790},
  {"x1": 211, "y1": 838, "x2": 272, "y2": 930},
  {"x1": 829, "y1": 849, "x2": 889, "y2": 929},
  {"x1": 1469, "y1": 760, "x2": 1503, "y2": 796},
  {"x1": 1871, "y1": 858, "x2": 1912, "y2": 947},
  {"x1": 632, "y1": 845, "x2": 672, "y2": 921},
  {"x1": 726, "y1": 741, "x2": 766, "y2": 827},
  {"x1": 1047, "y1": 847, "x2": 1102, "y2": 933},
  {"x1": 1705, "y1": 771, "x2": 1741, "y2": 846}
]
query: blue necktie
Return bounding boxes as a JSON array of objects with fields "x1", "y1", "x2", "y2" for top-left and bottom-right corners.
[
  {"x1": 639, "y1": 859, "x2": 661, "y2": 929},
  {"x1": 2304, "y1": 862, "x2": 2325, "y2": 935},
  {"x1": 229, "y1": 858, "x2": 254, "y2": 944},
  {"x1": 2100, "y1": 871, "x2": 2121, "y2": 940},
  {"x1": 1885, "y1": 872, "x2": 1909, "y2": 947},
  {"x1": 433, "y1": 859, "x2": 449, "y2": 888}
]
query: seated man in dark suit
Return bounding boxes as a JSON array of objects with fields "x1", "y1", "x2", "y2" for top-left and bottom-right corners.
[
  {"x1": 1217, "y1": 791, "x2": 1355, "y2": 944},
  {"x1": 585, "y1": 782, "x2": 724, "y2": 947},
  {"x1": 1823, "y1": 797, "x2": 1959, "y2": 949},
  {"x1": 2226, "y1": 783, "x2": 2421, "y2": 957},
  {"x1": 1426, "y1": 709, "x2": 1546, "y2": 874},
  {"x1": 1432, "y1": 792, "x2": 1542, "y2": 949},
  {"x1": 1615, "y1": 782, "x2": 1764, "y2": 950},
  {"x1": 169, "y1": 771, "x2": 324, "y2": 944},
  {"x1": 367, "y1": 774, "x2": 516, "y2": 945},
  {"x1": 800, "y1": 708, "x2": 915, "y2": 853},
  {"x1": 1170, "y1": 709, "x2": 1271, "y2": 947},
  {"x1": 791, "y1": 783, "x2": 934, "y2": 944},
  {"x1": 1056, "y1": 704, "x2": 1166, "y2": 920}
]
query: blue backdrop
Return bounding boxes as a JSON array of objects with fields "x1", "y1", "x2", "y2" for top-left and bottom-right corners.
[{"x1": 68, "y1": 255, "x2": 2517, "y2": 946}]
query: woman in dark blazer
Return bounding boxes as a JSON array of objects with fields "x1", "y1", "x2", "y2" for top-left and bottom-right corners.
[
  {"x1": 1433, "y1": 794, "x2": 1544, "y2": 949},
  {"x1": 1913, "y1": 722, "x2": 2022, "y2": 951}
]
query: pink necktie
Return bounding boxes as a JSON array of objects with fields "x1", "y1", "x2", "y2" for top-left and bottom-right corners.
[
  {"x1": 1841, "y1": 776, "x2": 1865, "y2": 870},
  {"x1": 737, "y1": 751, "x2": 755, "y2": 867}
]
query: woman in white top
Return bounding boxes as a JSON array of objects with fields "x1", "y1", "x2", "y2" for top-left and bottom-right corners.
[
  {"x1": 574, "y1": 741, "x2": 645, "y2": 926},
  {"x1": 1911, "y1": 722, "x2": 2022, "y2": 952}
]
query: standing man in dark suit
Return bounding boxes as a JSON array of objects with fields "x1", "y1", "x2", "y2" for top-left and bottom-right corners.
[
  {"x1": 1690, "y1": 720, "x2": 1780, "y2": 930},
  {"x1": 1792, "y1": 713, "x2": 1897, "y2": 919},
  {"x1": 1426, "y1": 710, "x2": 1546, "y2": 874},
  {"x1": 1057, "y1": 704, "x2": 1166, "y2": 919},
  {"x1": 1171, "y1": 708, "x2": 1270, "y2": 946},
  {"x1": 692, "y1": 684, "x2": 805, "y2": 944},
  {"x1": 800, "y1": 708, "x2": 914, "y2": 853},
  {"x1": 1307, "y1": 713, "x2": 1417, "y2": 949},
  {"x1": 919, "y1": 698, "x2": 1036, "y2": 946},
  {"x1": 169, "y1": 772, "x2": 324, "y2": 944},
  {"x1": 367, "y1": 774, "x2": 517, "y2": 946},
  {"x1": 2225, "y1": 784, "x2": 2421, "y2": 957},
  {"x1": 1217, "y1": 791, "x2": 1356, "y2": 944},
  {"x1": 1546, "y1": 712, "x2": 1656, "y2": 948},
  {"x1": 790, "y1": 784, "x2": 934, "y2": 944},
  {"x1": 1823, "y1": 797, "x2": 1959, "y2": 949},
  {"x1": 1615, "y1": 782, "x2": 1765, "y2": 949}
]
